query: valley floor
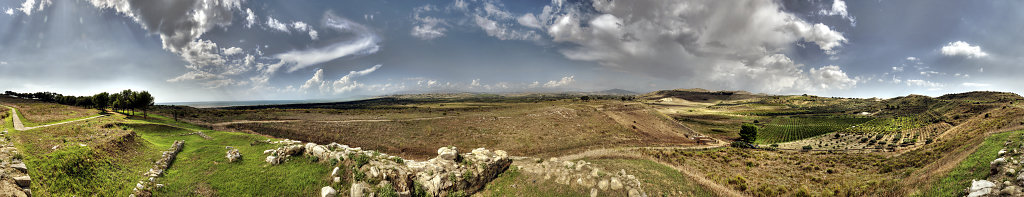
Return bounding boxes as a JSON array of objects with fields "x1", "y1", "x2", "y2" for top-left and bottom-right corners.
[{"x1": 1, "y1": 90, "x2": 1023, "y2": 196}]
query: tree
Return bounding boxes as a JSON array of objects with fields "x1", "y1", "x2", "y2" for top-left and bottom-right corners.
[
  {"x1": 93, "y1": 92, "x2": 110, "y2": 111},
  {"x1": 120, "y1": 89, "x2": 135, "y2": 115},
  {"x1": 739, "y1": 123, "x2": 758, "y2": 143},
  {"x1": 134, "y1": 91, "x2": 155, "y2": 119},
  {"x1": 111, "y1": 92, "x2": 124, "y2": 114}
]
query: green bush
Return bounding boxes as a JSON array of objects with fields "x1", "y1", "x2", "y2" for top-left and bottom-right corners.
[
  {"x1": 739, "y1": 124, "x2": 758, "y2": 143},
  {"x1": 802, "y1": 145, "x2": 813, "y2": 151},
  {"x1": 376, "y1": 184, "x2": 398, "y2": 197},
  {"x1": 352, "y1": 153, "x2": 370, "y2": 168}
]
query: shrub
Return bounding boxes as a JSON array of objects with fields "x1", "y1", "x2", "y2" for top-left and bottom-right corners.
[
  {"x1": 739, "y1": 124, "x2": 758, "y2": 143},
  {"x1": 727, "y1": 175, "x2": 748, "y2": 191},
  {"x1": 802, "y1": 145, "x2": 813, "y2": 151},
  {"x1": 376, "y1": 184, "x2": 398, "y2": 197},
  {"x1": 352, "y1": 153, "x2": 370, "y2": 168},
  {"x1": 412, "y1": 182, "x2": 427, "y2": 197},
  {"x1": 731, "y1": 141, "x2": 755, "y2": 149},
  {"x1": 446, "y1": 191, "x2": 466, "y2": 197},
  {"x1": 352, "y1": 167, "x2": 366, "y2": 182}
]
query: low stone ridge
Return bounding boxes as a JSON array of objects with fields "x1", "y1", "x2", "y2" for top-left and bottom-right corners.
[
  {"x1": 965, "y1": 140, "x2": 1024, "y2": 197},
  {"x1": 263, "y1": 139, "x2": 512, "y2": 196},
  {"x1": 132, "y1": 140, "x2": 184, "y2": 197},
  {"x1": 518, "y1": 157, "x2": 648, "y2": 197},
  {"x1": 0, "y1": 129, "x2": 31, "y2": 196},
  {"x1": 178, "y1": 131, "x2": 212, "y2": 139}
]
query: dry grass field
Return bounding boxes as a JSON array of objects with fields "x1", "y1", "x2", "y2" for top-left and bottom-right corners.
[
  {"x1": 0, "y1": 96, "x2": 99, "y2": 126},
  {"x1": 220, "y1": 100, "x2": 695, "y2": 160}
]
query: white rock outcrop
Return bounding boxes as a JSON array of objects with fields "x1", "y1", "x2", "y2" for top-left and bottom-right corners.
[{"x1": 262, "y1": 140, "x2": 511, "y2": 197}]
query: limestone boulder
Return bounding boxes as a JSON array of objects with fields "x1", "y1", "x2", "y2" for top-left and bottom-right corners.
[
  {"x1": 968, "y1": 179, "x2": 996, "y2": 197},
  {"x1": 610, "y1": 177, "x2": 624, "y2": 190},
  {"x1": 11, "y1": 163, "x2": 27, "y2": 172},
  {"x1": 351, "y1": 182, "x2": 369, "y2": 197},
  {"x1": 437, "y1": 147, "x2": 458, "y2": 160},
  {"x1": 226, "y1": 148, "x2": 241, "y2": 163},
  {"x1": 320, "y1": 186, "x2": 337, "y2": 197},
  {"x1": 14, "y1": 176, "x2": 30, "y2": 187}
]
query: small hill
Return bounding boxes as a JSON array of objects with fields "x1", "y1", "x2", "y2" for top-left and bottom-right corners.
[
  {"x1": 937, "y1": 91, "x2": 1024, "y2": 103},
  {"x1": 640, "y1": 88, "x2": 762, "y2": 103}
]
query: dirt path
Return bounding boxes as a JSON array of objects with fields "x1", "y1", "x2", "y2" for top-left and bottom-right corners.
[{"x1": 4, "y1": 106, "x2": 105, "y2": 131}]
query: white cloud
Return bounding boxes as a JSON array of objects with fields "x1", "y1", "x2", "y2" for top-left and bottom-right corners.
[
  {"x1": 905, "y1": 79, "x2": 943, "y2": 88},
  {"x1": 245, "y1": 8, "x2": 256, "y2": 28},
  {"x1": 18, "y1": 0, "x2": 36, "y2": 15},
  {"x1": 543, "y1": 76, "x2": 574, "y2": 88},
  {"x1": 291, "y1": 21, "x2": 318, "y2": 40},
  {"x1": 819, "y1": 0, "x2": 856, "y2": 26},
  {"x1": 788, "y1": 22, "x2": 848, "y2": 52},
  {"x1": 88, "y1": 0, "x2": 241, "y2": 53},
  {"x1": 0, "y1": 61, "x2": 7, "y2": 65},
  {"x1": 412, "y1": 25, "x2": 446, "y2": 40},
  {"x1": 457, "y1": 0, "x2": 850, "y2": 93},
  {"x1": 411, "y1": 5, "x2": 448, "y2": 40},
  {"x1": 296, "y1": 65, "x2": 382, "y2": 95},
  {"x1": 941, "y1": 41, "x2": 988, "y2": 58},
  {"x1": 222, "y1": 47, "x2": 243, "y2": 56},
  {"x1": 474, "y1": 15, "x2": 539, "y2": 41},
  {"x1": 517, "y1": 13, "x2": 542, "y2": 29},
  {"x1": 266, "y1": 13, "x2": 380, "y2": 74},
  {"x1": 300, "y1": 69, "x2": 329, "y2": 93},
  {"x1": 4, "y1": 8, "x2": 13, "y2": 15},
  {"x1": 919, "y1": 71, "x2": 942, "y2": 77},
  {"x1": 962, "y1": 82, "x2": 991, "y2": 87},
  {"x1": 808, "y1": 65, "x2": 858, "y2": 90},
  {"x1": 308, "y1": 30, "x2": 319, "y2": 40},
  {"x1": 906, "y1": 56, "x2": 918, "y2": 61},
  {"x1": 892, "y1": 66, "x2": 904, "y2": 72},
  {"x1": 167, "y1": 71, "x2": 218, "y2": 82},
  {"x1": 266, "y1": 17, "x2": 290, "y2": 32},
  {"x1": 332, "y1": 64, "x2": 382, "y2": 93}
]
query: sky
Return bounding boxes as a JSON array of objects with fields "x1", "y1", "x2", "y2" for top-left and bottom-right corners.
[{"x1": 0, "y1": 0, "x2": 1022, "y2": 102}]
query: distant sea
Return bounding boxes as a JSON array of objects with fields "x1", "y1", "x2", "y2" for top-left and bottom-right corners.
[{"x1": 157, "y1": 99, "x2": 360, "y2": 108}]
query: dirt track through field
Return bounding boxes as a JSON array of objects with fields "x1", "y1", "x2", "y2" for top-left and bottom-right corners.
[{"x1": 4, "y1": 106, "x2": 106, "y2": 131}]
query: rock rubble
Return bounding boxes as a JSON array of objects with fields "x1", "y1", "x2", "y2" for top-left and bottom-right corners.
[{"x1": 263, "y1": 140, "x2": 511, "y2": 197}]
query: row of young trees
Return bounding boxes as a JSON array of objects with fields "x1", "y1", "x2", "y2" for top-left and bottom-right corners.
[{"x1": 4, "y1": 89, "x2": 156, "y2": 118}]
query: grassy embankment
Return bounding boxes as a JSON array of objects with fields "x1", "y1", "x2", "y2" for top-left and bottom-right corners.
[
  {"x1": 6, "y1": 103, "x2": 331, "y2": 195},
  {"x1": 923, "y1": 130, "x2": 1024, "y2": 196}
]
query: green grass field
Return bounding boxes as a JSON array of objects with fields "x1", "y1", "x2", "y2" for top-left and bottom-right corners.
[{"x1": 125, "y1": 115, "x2": 334, "y2": 196}]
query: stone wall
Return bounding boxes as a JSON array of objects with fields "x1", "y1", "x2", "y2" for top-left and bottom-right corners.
[
  {"x1": 262, "y1": 140, "x2": 511, "y2": 197},
  {"x1": 132, "y1": 140, "x2": 184, "y2": 197}
]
